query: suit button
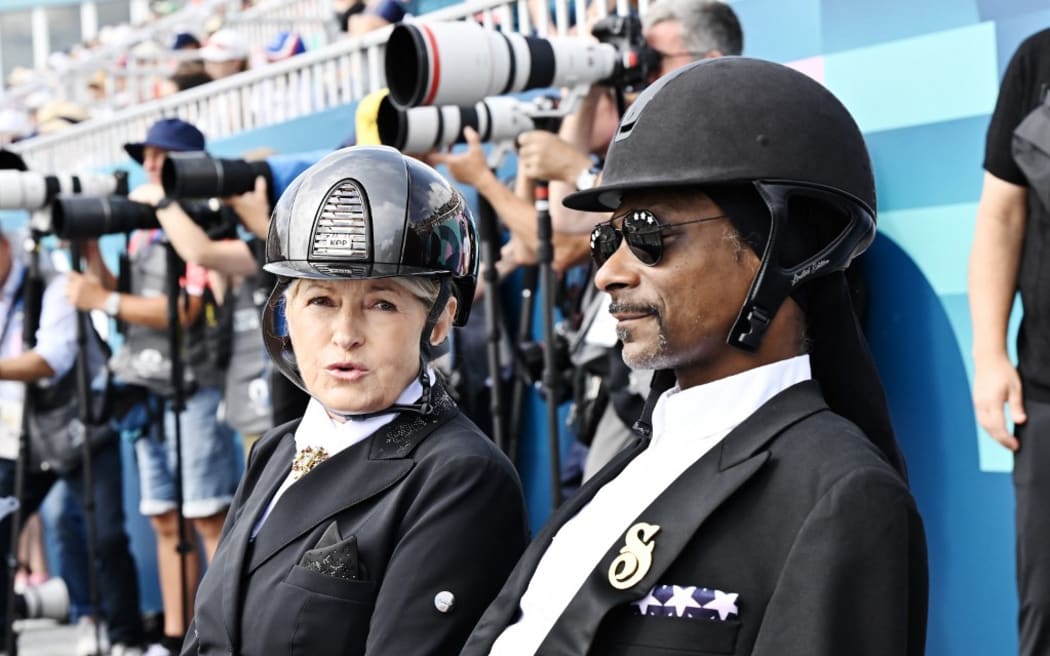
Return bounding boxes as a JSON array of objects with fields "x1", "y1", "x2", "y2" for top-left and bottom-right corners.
[{"x1": 434, "y1": 591, "x2": 455, "y2": 613}]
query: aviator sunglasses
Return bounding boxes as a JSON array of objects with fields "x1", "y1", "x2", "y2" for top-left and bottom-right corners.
[{"x1": 590, "y1": 209, "x2": 730, "y2": 267}]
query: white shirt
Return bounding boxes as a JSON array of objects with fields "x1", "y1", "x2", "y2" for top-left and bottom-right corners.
[
  {"x1": 251, "y1": 370, "x2": 429, "y2": 538},
  {"x1": 489, "y1": 355, "x2": 812, "y2": 656}
]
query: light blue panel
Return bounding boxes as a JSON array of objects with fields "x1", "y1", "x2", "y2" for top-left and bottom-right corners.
[
  {"x1": 877, "y1": 203, "x2": 976, "y2": 296},
  {"x1": 728, "y1": 0, "x2": 822, "y2": 63},
  {"x1": 993, "y1": 11, "x2": 1050, "y2": 77},
  {"x1": 978, "y1": 0, "x2": 1050, "y2": 22},
  {"x1": 866, "y1": 235, "x2": 1017, "y2": 655},
  {"x1": 821, "y1": 0, "x2": 980, "y2": 54},
  {"x1": 865, "y1": 115, "x2": 987, "y2": 212},
  {"x1": 823, "y1": 22, "x2": 1000, "y2": 134}
]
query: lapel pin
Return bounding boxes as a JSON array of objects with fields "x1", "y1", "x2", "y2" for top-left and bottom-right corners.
[{"x1": 608, "y1": 522, "x2": 661, "y2": 590}]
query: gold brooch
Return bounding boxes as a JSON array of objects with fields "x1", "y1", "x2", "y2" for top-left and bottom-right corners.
[
  {"x1": 608, "y1": 522, "x2": 660, "y2": 590},
  {"x1": 291, "y1": 445, "x2": 330, "y2": 481}
]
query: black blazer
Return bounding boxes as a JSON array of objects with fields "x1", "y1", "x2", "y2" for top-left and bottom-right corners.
[
  {"x1": 463, "y1": 381, "x2": 928, "y2": 656},
  {"x1": 183, "y1": 385, "x2": 530, "y2": 655}
]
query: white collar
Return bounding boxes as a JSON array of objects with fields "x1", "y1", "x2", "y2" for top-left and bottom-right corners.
[
  {"x1": 650, "y1": 355, "x2": 812, "y2": 446},
  {"x1": 293, "y1": 369, "x2": 430, "y2": 458}
]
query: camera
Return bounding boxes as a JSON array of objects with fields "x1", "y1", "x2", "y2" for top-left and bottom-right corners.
[
  {"x1": 385, "y1": 16, "x2": 657, "y2": 109},
  {"x1": 50, "y1": 197, "x2": 229, "y2": 240},
  {"x1": 518, "y1": 331, "x2": 574, "y2": 405},
  {"x1": 0, "y1": 170, "x2": 128, "y2": 211},
  {"x1": 376, "y1": 93, "x2": 537, "y2": 152},
  {"x1": 161, "y1": 152, "x2": 270, "y2": 200},
  {"x1": 161, "y1": 150, "x2": 328, "y2": 203}
]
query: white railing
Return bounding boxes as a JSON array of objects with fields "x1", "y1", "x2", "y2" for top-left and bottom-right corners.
[
  {"x1": 3, "y1": 0, "x2": 336, "y2": 116},
  {"x1": 9, "y1": 0, "x2": 635, "y2": 172}
]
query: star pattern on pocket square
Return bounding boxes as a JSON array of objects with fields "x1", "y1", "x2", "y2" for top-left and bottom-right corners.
[{"x1": 630, "y1": 584, "x2": 739, "y2": 621}]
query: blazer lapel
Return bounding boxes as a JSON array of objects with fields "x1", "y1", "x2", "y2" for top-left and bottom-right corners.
[
  {"x1": 538, "y1": 381, "x2": 828, "y2": 655},
  {"x1": 246, "y1": 392, "x2": 459, "y2": 573},
  {"x1": 221, "y1": 429, "x2": 296, "y2": 650},
  {"x1": 465, "y1": 436, "x2": 649, "y2": 651}
]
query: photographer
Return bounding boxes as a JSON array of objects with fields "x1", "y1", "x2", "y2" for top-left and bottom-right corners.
[
  {"x1": 137, "y1": 172, "x2": 278, "y2": 456},
  {"x1": 433, "y1": 0, "x2": 743, "y2": 479},
  {"x1": 0, "y1": 228, "x2": 146, "y2": 652},
  {"x1": 65, "y1": 118, "x2": 241, "y2": 656}
]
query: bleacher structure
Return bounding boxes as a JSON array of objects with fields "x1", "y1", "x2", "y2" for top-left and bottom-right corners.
[{"x1": 9, "y1": 0, "x2": 642, "y2": 173}]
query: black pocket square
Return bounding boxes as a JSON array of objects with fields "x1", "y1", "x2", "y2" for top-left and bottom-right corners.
[{"x1": 297, "y1": 521, "x2": 360, "y2": 581}]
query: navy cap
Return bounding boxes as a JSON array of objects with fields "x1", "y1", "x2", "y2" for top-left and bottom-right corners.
[
  {"x1": 172, "y1": 31, "x2": 201, "y2": 50},
  {"x1": 124, "y1": 118, "x2": 206, "y2": 164}
]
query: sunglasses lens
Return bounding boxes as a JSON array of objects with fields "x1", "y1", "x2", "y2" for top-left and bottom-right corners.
[
  {"x1": 590, "y1": 224, "x2": 621, "y2": 266},
  {"x1": 623, "y1": 213, "x2": 663, "y2": 265}
]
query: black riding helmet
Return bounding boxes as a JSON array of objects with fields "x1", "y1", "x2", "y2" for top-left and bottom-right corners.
[
  {"x1": 262, "y1": 145, "x2": 479, "y2": 418},
  {"x1": 566, "y1": 57, "x2": 905, "y2": 477}
]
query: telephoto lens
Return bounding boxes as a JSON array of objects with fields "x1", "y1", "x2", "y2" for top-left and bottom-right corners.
[
  {"x1": 0, "y1": 170, "x2": 121, "y2": 211},
  {"x1": 161, "y1": 152, "x2": 271, "y2": 199},
  {"x1": 51, "y1": 197, "x2": 160, "y2": 239},
  {"x1": 376, "y1": 94, "x2": 535, "y2": 152},
  {"x1": 385, "y1": 21, "x2": 618, "y2": 108}
]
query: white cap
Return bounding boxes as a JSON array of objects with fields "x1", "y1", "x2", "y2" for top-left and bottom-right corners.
[{"x1": 200, "y1": 28, "x2": 249, "y2": 62}]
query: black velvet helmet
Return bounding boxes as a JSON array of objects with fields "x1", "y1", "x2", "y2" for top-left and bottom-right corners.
[
  {"x1": 565, "y1": 56, "x2": 877, "y2": 352},
  {"x1": 262, "y1": 145, "x2": 479, "y2": 414},
  {"x1": 566, "y1": 57, "x2": 907, "y2": 477}
]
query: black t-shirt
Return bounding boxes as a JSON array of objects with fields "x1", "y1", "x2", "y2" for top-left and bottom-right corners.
[
  {"x1": 984, "y1": 28, "x2": 1050, "y2": 185},
  {"x1": 985, "y1": 28, "x2": 1050, "y2": 400}
]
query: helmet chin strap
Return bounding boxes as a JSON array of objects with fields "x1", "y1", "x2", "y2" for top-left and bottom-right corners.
[{"x1": 326, "y1": 279, "x2": 452, "y2": 421}]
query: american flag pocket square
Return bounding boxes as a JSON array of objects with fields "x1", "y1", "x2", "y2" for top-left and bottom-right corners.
[{"x1": 630, "y1": 584, "x2": 739, "y2": 621}]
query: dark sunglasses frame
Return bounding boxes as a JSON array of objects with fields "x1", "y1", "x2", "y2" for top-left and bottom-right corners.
[{"x1": 589, "y1": 209, "x2": 729, "y2": 267}]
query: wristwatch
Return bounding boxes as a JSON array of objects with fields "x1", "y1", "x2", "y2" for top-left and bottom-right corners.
[
  {"x1": 155, "y1": 197, "x2": 175, "y2": 211},
  {"x1": 575, "y1": 164, "x2": 602, "y2": 191},
  {"x1": 103, "y1": 292, "x2": 121, "y2": 318}
]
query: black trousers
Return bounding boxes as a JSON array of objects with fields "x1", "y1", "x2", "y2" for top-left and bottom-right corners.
[
  {"x1": 0, "y1": 438, "x2": 144, "y2": 646},
  {"x1": 1015, "y1": 398, "x2": 1050, "y2": 656}
]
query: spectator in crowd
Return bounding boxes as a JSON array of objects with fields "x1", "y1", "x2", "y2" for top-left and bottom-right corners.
[
  {"x1": 0, "y1": 225, "x2": 146, "y2": 655},
  {"x1": 65, "y1": 118, "x2": 241, "y2": 656},
  {"x1": 184, "y1": 146, "x2": 529, "y2": 656},
  {"x1": 199, "y1": 28, "x2": 250, "y2": 80},
  {"x1": 464, "y1": 55, "x2": 928, "y2": 656},
  {"x1": 171, "y1": 32, "x2": 201, "y2": 51},
  {"x1": 969, "y1": 27, "x2": 1050, "y2": 656}
]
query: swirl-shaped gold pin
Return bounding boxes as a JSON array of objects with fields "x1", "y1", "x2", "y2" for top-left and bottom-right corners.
[{"x1": 608, "y1": 522, "x2": 661, "y2": 590}]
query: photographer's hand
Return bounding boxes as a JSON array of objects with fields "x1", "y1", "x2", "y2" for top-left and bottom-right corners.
[
  {"x1": 227, "y1": 176, "x2": 270, "y2": 240},
  {"x1": 517, "y1": 131, "x2": 592, "y2": 185},
  {"x1": 428, "y1": 127, "x2": 498, "y2": 189},
  {"x1": 128, "y1": 182, "x2": 165, "y2": 207},
  {"x1": 65, "y1": 271, "x2": 108, "y2": 312}
]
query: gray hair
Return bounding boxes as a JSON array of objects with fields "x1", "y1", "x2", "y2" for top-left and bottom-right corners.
[{"x1": 643, "y1": 0, "x2": 743, "y2": 57}]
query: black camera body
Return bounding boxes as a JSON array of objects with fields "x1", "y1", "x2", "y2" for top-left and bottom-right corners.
[{"x1": 591, "y1": 14, "x2": 661, "y2": 92}]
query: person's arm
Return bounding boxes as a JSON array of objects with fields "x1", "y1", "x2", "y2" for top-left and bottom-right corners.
[
  {"x1": 363, "y1": 451, "x2": 528, "y2": 654},
  {"x1": 430, "y1": 128, "x2": 544, "y2": 252},
  {"x1": 752, "y1": 468, "x2": 927, "y2": 655},
  {"x1": 155, "y1": 206, "x2": 257, "y2": 276},
  {"x1": 969, "y1": 172, "x2": 1028, "y2": 451},
  {"x1": 133, "y1": 182, "x2": 258, "y2": 276},
  {"x1": 225, "y1": 176, "x2": 271, "y2": 240},
  {"x1": 0, "y1": 352, "x2": 56, "y2": 382},
  {"x1": 65, "y1": 271, "x2": 203, "y2": 330},
  {"x1": 79, "y1": 239, "x2": 118, "y2": 291}
]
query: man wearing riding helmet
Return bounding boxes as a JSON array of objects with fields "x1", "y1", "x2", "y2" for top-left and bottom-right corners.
[
  {"x1": 464, "y1": 57, "x2": 928, "y2": 656},
  {"x1": 184, "y1": 146, "x2": 528, "y2": 656}
]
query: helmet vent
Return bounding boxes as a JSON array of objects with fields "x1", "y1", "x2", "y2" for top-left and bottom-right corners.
[{"x1": 310, "y1": 180, "x2": 370, "y2": 259}]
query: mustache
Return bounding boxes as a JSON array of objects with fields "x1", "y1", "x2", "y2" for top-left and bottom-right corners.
[{"x1": 608, "y1": 302, "x2": 659, "y2": 315}]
